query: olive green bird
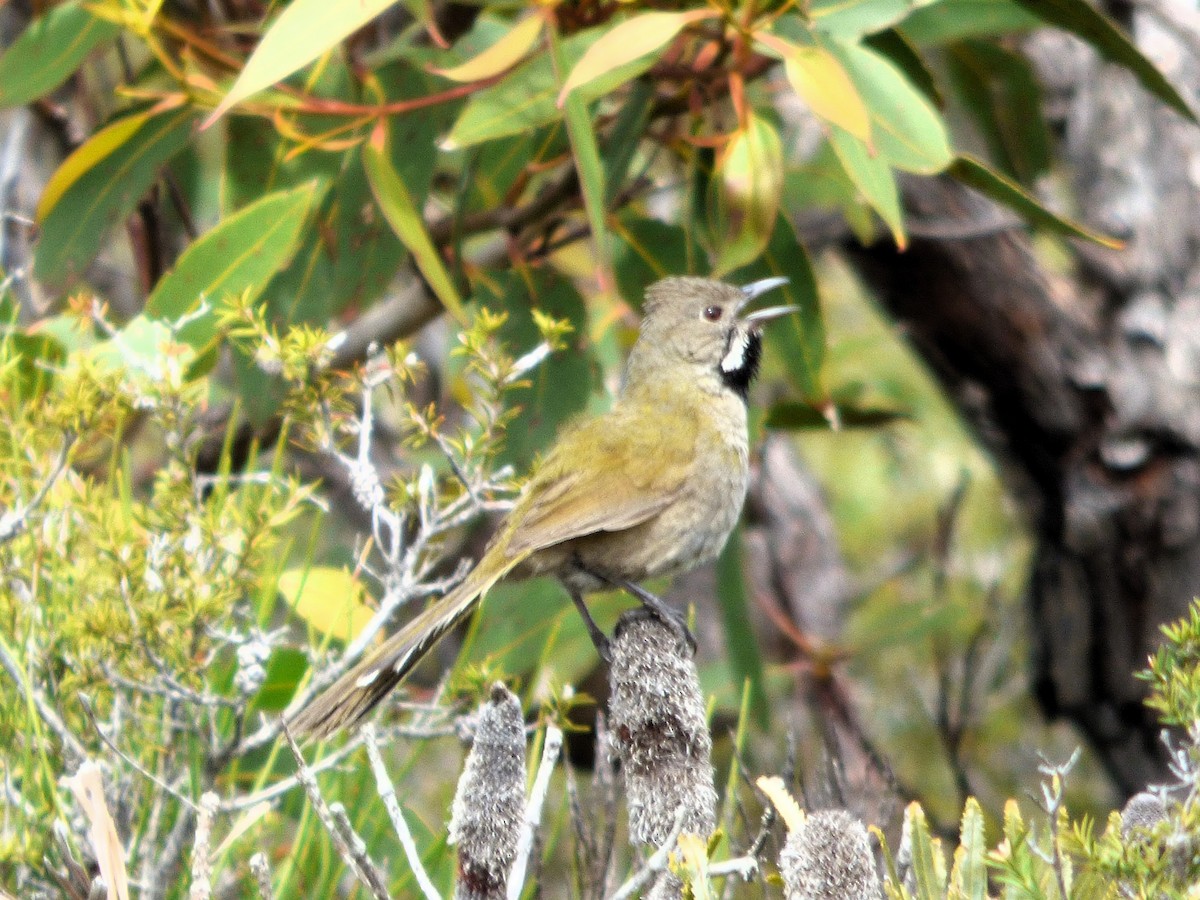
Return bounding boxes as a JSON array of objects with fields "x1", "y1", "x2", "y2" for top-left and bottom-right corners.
[{"x1": 290, "y1": 275, "x2": 794, "y2": 738}]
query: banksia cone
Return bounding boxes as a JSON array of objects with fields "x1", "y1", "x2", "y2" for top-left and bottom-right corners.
[
  {"x1": 779, "y1": 809, "x2": 881, "y2": 900},
  {"x1": 448, "y1": 682, "x2": 527, "y2": 900},
  {"x1": 608, "y1": 610, "x2": 717, "y2": 848}
]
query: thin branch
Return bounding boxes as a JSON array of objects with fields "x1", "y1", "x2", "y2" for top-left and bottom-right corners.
[
  {"x1": 362, "y1": 724, "x2": 441, "y2": 900},
  {"x1": 0, "y1": 432, "x2": 75, "y2": 545},
  {"x1": 609, "y1": 807, "x2": 688, "y2": 900},
  {"x1": 507, "y1": 725, "x2": 564, "y2": 900},
  {"x1": 282, "y1": 726, "x2": 392, "y2": 900}
]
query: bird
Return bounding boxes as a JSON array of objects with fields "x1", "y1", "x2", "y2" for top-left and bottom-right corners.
[{"x1": 290, "y1": 275, "x2": 795, "y2": 738}]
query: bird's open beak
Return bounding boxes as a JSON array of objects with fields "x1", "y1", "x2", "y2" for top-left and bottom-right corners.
[{"x1": 738, "y1": 276, "x2": 797, "y2": 327}]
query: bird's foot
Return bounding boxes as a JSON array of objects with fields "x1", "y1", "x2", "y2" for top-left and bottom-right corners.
[{"x1": 614, "y1": 579, "x2": 697, "y2": 656}]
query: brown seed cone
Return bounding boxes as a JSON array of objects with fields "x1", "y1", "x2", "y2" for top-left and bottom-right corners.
[
  {"x1": 448, "y1": 682, "x2": 527, "y2": 900},
  {"x1": 608, "y1": 610, "x2": 717, "y2": 849}
]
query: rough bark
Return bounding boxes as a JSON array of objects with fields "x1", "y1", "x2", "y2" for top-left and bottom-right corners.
[{"x1": 844, "y1": 9, "x2": 1200, "y2": 794}]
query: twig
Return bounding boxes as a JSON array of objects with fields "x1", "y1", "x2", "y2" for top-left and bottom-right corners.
[
  {"x1": 187, "y1": 792, "x2": 218, "y2": 900},
  {"x1": 707, "y1": 856, "x2": 758, "y2": 879},
  {"x1": 0, "y1": 432, "x2": 75, "y2": 545},
  {"x1": 282, "y1": 726, "x2": 392, "y2": 900},
  {"x1": 609, "y1": 807, "x2": 688, "y2": 900},
  {"x1": 0, "y1": 637, "x2": 87, "y2": 762},
  {"x1": 507, "y1": 725, "x2": 564, "y2": 900},
  {"x1": 248, "y1": 852, "x2": 273, "y2": 899},
  {"x1": 362, "y1": 724, "x2": 441, "y2": 900},
  {"x1": 220, "y1": 729, "x2": 364, "y2": 812}
]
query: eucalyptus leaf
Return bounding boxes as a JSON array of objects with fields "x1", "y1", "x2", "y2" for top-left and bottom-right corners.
[{"x1": 0, "y1": 1, "x2": 119, "y2": 108}]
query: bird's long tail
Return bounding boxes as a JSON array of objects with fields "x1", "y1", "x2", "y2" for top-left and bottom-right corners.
[{"x1": 288, "y1": 556, "x2": 515, "y2": 738}]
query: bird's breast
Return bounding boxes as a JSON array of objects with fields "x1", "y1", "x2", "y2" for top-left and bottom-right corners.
[{"x1": 563, "y1": 391, "x2": 750, "y2": 584}]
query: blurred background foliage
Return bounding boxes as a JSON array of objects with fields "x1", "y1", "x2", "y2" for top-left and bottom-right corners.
[{"x1": 2, "y1": 0, "x2": 1198, "y2": 894}]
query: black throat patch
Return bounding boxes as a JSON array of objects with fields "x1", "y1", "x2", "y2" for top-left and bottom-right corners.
[{"x1": 719, "y1": 329, "x2": 762, "y2": 400}]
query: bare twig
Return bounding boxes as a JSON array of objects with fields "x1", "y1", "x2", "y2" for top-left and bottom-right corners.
[
  {"x1": 0, "y1": 432, "x2": 75, "y2": 545},
  {"x1": 282, "y1": 726, "x2": 392, "y2": 900},
  {"x1": 0, "y1": 637, "x2": 86, "y2": 762},
  {"x1": 248, "y1": 853, "x2": 273, "y2": 900},
  {"x1": 507, "y1": 725, "x2": 564, "y2": 900},
  {"x1": 362, "y1": 724, "x2": 441, "y2": 900},
  {"x1": 187, "y1": 792, "x2": 219, "y2": 900},
  {"x1": 609, "y1": 806, "x2": 689, "y2": 900}
]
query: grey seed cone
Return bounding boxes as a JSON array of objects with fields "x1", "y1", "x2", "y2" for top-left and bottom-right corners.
[
  {"x1": 608, "y1": 610, "x2": 717, "y2": 848},
  {"x1": 449, "y1": 682, "x2": 527, "y2": 900},
  {"x1": 780, "y1": 809, "x2": 881, "y2": 900}
]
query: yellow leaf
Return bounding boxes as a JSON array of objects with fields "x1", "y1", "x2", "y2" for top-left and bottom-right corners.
[
  {"x1": 557, "y1": 9, "x2": 716, "y2": 105},
  {"x1": 37, "y1": 112, "x2": 148, "y2": 222},
  {"x1": 434, "y1": 15, "x2": 544, "y2": 82},
  {"x1": 204, "y1": 0, "x2": 399, "y2": 127},
  {"x1": 756, "y1": 775, "x2": 806, "y2": 832},
  {"x1": 755, "y1": 32, "x2": 871, "y2": 143},
  {"x1": 279, "y1": 566, "x2": 374, "y2": 644}
]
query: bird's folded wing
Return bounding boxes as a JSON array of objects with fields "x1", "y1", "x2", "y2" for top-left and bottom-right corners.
[{"x1": 503, "y1": 411, "x2": 696, "y2": 557}]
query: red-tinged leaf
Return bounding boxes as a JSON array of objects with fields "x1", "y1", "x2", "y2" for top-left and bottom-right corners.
[
  {"x1": 204, "y1": 0, "x2": 400, "y2": 126},
  {"x1": 755, "y1": 32, "x2": 871, "y2": 143},
  {"x1": 363, "y1": 128, "x2": 468, "y2": 324},
  {"x1": 557, "y1": 10, "x2": 717, "y2": 105},
  {"x1": 717, "y1": 112, "x2": 784, "y2": 272},
  {"x1": 433, "y1": 15, "x2": 544, "y2": 82},
  {"x1": 0, "y1": 0, "x2": 120, "y2": 108}
]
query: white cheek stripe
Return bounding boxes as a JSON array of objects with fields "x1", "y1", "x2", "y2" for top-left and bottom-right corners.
[{"x1": 721, "y1": 333, "x2": 748, "y2": 373}]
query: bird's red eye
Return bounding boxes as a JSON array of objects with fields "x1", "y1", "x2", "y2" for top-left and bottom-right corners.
[{"x1": 703, "y1": 305, "x2": 723, "y2": 321}]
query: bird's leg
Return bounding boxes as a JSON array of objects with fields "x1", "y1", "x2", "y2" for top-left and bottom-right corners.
[
  {"x1": 582, "y1": 568, "x2": 696, "y2": 655},
  {"x1": 568, "y1": 588, "x2": 612, "y2": 664}
]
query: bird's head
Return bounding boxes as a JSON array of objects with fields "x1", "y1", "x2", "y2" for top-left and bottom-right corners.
[{"x1": 628, "y1": 276, "x2": 794, "y2": 399}]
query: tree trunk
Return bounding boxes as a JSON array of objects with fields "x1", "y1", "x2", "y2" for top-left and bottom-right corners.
[{"x1": 844, "y1": 11, "x2": 1200, "y2": 794}]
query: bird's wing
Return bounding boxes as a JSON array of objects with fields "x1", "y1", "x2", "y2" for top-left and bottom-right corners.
[{"x1": 503, "y1": 406, "x2": 696, "y2": 557}]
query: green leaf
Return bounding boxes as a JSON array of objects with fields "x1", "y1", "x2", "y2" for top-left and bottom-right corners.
[
  {"x1": 444, "y1": 27, "x2": 659, "y2": 150},
  {"x1": 952, "y1": 798, "x2": 988, "y2": 900},
  {"x1": 949, "y1": 155, "x2": 1122, "y2": 247},
  {"x1": 715, "y1": 527, "x2": 770, "y2": 729},
  {"x1": 145, "y1": 181, "x2": 324, "y2": 347},
  {"x1": 906, "y1": 802, "x2": 946, "y2": 897},
  {"x1": 901, "y1": 0, "x2": 1042, "y2": 44},
  {"x1": 809, "y1": 0, "x2": 926, "y2": 38},
  {"x1": 1012, "y1": 0, "x2": 1196, "y2": 122},
  {"x1": 34, "y1": 107, "x2": 195, "y2": 286},
  {"x1": 204, "y1": 0, "x2": 401, "y2": 125},
  {"x1": 557, "y1": 10, "x2": 715, "y2": 104},
  {"x1": 864, "y1": 29, "x2": 942, "y2": 105},
  {"x1": 603, "y1": 80, "x2": 654, "y2": 208},
  {"x1": 364, "y1": 128, "x2": 467, "y2": 325},
  {"x1": 827, "y1": 40, "x2": 952, "y2": 174},
  {"x1": 828, "y1": 128, "x2": 905, "y2": 247},
  {"x1": 730, "y1": 220, "x2": 825, "y2": 400},
  {"x1": 0, "y1": 1, "x2": 119, "y2": 108},
  {"x1": 612, "y1": 215, "x2": 709, "y2": 310},
  {"x1": 554, "y1": 27, "x2": 612, "y2": 275},
  {"x1": 946, "y1": 40, "x2": 1050, "y2": 184}
]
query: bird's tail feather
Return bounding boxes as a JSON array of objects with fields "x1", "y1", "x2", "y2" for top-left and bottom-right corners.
[{"x1": 288, "y1": 558, "x2": 514, "y2": 738}]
